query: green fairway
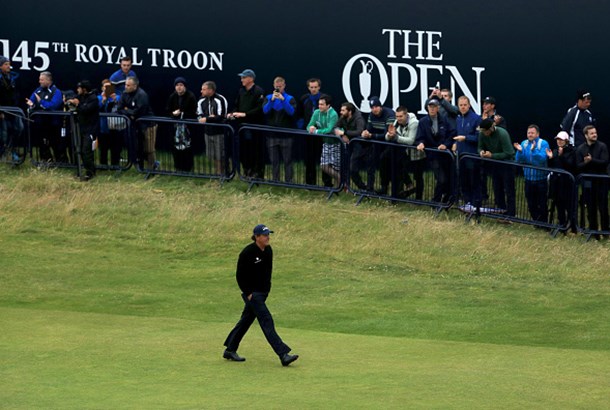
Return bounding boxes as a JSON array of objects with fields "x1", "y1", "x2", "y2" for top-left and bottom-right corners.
[
  {"x1": 1, "y1": 167, "x2": 609, "y2": 408},
  {"x1": 2, "y1": 308, "x2": 608, "y2": 409}
]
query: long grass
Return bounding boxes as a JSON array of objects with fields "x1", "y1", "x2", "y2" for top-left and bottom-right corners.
[{"x1": 1, "y1": 165, "x2": 609, "y2": 408}]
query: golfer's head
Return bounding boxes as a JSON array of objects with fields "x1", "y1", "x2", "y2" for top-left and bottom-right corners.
[{"x1": 251, "y1": 224, "x2": 273, "y2": 243}]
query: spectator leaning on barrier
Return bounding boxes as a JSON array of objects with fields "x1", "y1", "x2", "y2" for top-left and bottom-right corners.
[
  {"x1": 109, "y1": 56, "x2": 136, "y2": 96},
  {"x1": 98, "y1": 79, "x2": 123, "y2": 167},
  {"x1": 119, "y1": 76, "x2": 157, "y2": 170},
  {"x1": 478, "y1": 118, "x2": 516, "y2": 216},
  {"x1": 0, "y1": 55, "x2": 23, "y2": 162},
  {"x1": 263, "y1": 76, "x2": 297, "y2": 183},
  {"x1": 26, "y1": 71, "x2": 65, "y2": 162},
  {"x1": 361, "y1": 97, "x2": 395, "y2": 195},
  {"x1": 229, "y1": 69, "x2": 266, "y2": 179},
  {"x1": 514, "y1": 124, "x2": 550, "y2": 224},
  {"x1": 453, "y1": 96, "x2": 482, "y2": 209},
  {"x1": 66, "y1": 80, "x2": 99, "y2": 181},
  {"x1": 561, "y1": 89, "x2": 595, "y2": 147},
  {"x1": 167, "y1": 77, "x2": 197, "y2": 173},
  {"x1": 335, "y1": 102, "x2": 365, "y2": 189},
  {"x1": 198, "y1": 81, "x2": 228, "y2": 175},
  {"x1": 307, "y1": 94, "x2": 339, "y2": 187},
  {"x1": 575, "y1": 125, "x2": 609, "y2": 237},
  {"x1": 416, "y1": 97, "x2": 456, "y2": 203},
  {"x1": 546, "y1": 131, "x2": 577, "y2": 233},
  {"x1": 386, "y1": 106, "x2": 421, "y2": 199},
  {"x1": 298, "y1": 78, "x2": 326, "y2": 186}
]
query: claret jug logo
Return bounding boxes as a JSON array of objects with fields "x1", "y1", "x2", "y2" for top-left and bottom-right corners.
[{"x1": 342, "y1": 29, "x2": 485, "y2": 114}]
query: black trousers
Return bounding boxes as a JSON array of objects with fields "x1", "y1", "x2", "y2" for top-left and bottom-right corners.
[{"x1": 224, "y1": 292, "x2": 290, "y2": 356}]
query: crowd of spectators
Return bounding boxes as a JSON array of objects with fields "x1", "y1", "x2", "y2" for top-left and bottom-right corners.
[{"x1": 1, "y1": 55, "x2": 609, "y2": 237}]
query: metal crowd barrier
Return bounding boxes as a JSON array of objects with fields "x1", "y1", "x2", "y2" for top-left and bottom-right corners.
[
  {"x1": 0, "y1": 105, "x2": 27, "y2": 166},
  {"x1": 97, "y1": 112, "x2": 132, "y2": 172},
  {"x1": 346, "y1": 138, "x2": 456, "y2": 213},
  {"x1": 27, "y1": 110, "x2": 76, "y2": 169},
  {"x1": 135, "y1": 116, "x2": 235, "y2": 181},
  {"x1": 575, "y1": 173, "x2": 610, "y2": 241},
  {"x1": 456, "y1": 154, "x2": 577, "y2": 234},
  {"x1": 236, "y1": 124, "x2": 344, "y2": 198},
  {"x1": 27, "y1": 110, "x2": 132, "y2": 174}
]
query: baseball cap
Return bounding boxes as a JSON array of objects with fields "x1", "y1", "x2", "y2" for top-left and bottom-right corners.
[
  {"x1": 253, "y1": 224, "x2": 273, "y2": 235},
  {"x1": 555, "y1": 131, "x2": 569, "y2": 141},
  {"x1": 369, "y1": 96, "x2": 382, "y2": 107},
  {"x1": 238, "y1": 69, "x2": 256, "y2": 79},
  {"x1": 577, "y1": 89, "x2": 591, "y2": 100},
  {"x1": 427, "y1": 97, "x2": 440, "y2": 106},
  {"x1": 77, "y1": 80, "x2": 92, "y2": 91},
  {"x1": 483, "y1": 96, "x2": 496, "y2": 105},
  {"x1": 479, "y1": 118, "x2": 494, "y2": 130}
]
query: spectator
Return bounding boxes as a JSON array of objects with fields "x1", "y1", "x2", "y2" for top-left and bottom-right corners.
[
  {"x1": 416, "y1": 97, "x2": 456, "y2": 203},
  {"x1": 453, "y1": 96, "x2": 482, "y2": 209},
  {"x1": 263, "y1": 77, "x2": 297, "y2": 182},
  {"x1": 575, "y1": 125, "x2": 609, "y2": 238},
  {"x1": 385, "y1": 106, "x2": 422, "y2": 199},
  {"x1": 0, "y1": 55, "x2": 23, "y2": 162},
  {"x1": 97, "y1": 79, "x2": 124, "y2": 167},
  {"x1": 478, "y1": 118, "x2": 516, "y2": 216},
  {"x1": 66, "y1": 80, "x2": 99, "y2": 181},
  {"x1": 307, "y1": 94, "x2": 339, "y2": 186},
  {"x1": 167, "y1": 77, "x2": 197, "y2": 172},
  {"x1": 430, "y1": 87, "x2": 458, "y2": 130},
  {"x1": 546, "y1": 131, "x2": 577, "y2": 233},
  {"x1": 514, "y1": 125, "x2": 550, "y2": 224},
  {"x1": 110, "y1": 56, "x2": 136, "y2": 95},
  {"x1": 197, "y1": 81, "x2": 228, "y2": 175},
  {"x1": 334, "y1": 102, "x2": 365, "y2": 189},
  {"x1": 361, "y1": 97, "x2": 395, "y2": 194},
  {"x1": 297, "y1": 78, "x2": 326, "y2": 186},
  {"x1": 481, "y1": 96, "x2": 507, "y2": 129},
  {"x1": 118, "y1": 76, "x2": 156, "y2": 169},
  {"x1": 561, "y1": 89, "x2": 594, "y2": 147},
  {"x1": 26, "y1": 71, "x2": 65, "y2": 162},
  {"x1": 229, "y1": 69, "x2": 265, "y2": 179}
]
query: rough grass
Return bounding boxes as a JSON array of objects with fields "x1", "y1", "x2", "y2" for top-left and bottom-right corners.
[{"x1": 1, "y1": 165, "x2": 609, "y2": 408}]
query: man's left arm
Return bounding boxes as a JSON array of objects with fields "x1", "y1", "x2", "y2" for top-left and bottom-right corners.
[
  {"x1": 493, "y1": 133, "x2": 515, "y2": 160},
  {"x1": 440, "y1": 99, "x2": 458, "y2": 117},
  {"x1": 282, "y1": 95, "x2": 296, "y2": 116}
]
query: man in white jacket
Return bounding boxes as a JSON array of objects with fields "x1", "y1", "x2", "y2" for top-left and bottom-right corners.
[{"x1": 385, "y1": 106, "x2": 423, "y2": 199}]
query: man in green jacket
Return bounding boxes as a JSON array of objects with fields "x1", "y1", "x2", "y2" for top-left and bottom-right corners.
[
  {"x1": 307, "y1": 94, "x2": 339, "y2": 186},
  {"x1": 478, "y1": 118, "x2": 516, "y2": 216}
]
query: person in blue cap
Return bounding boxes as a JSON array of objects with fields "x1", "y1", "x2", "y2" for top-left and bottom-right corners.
[{"x1": 223, "y1": 224, "x2": 299, "y2": 366}]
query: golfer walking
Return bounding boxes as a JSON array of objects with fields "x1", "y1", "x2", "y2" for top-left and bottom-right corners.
[{"x1": 223, "y1": 224, "x2": 299, "y2": 366}]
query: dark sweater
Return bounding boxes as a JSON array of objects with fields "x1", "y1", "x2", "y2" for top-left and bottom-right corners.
[{"x1": 236, "y1": 242, "x2": 273, "y2": 294}]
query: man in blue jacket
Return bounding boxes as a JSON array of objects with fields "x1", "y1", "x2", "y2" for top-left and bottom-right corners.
[
  {"x1": 26, "y1": 71, "x2": 65, "y2": 162},
  {"x1": 514, "y1": 125, "x2": 550, "y2": 223},
  {"x1": 263, "y1": 77, "x2": 297, "y2": 183},
  {"x1": 416, "y1": 97, "x2": 456, "y2": 203},
  {"x1": 453, "y1": 96, "x2": 481, "y2": 209}
]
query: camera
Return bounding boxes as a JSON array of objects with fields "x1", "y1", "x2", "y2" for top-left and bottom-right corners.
[{"x1": 274, "y1": 87, "x2": 280, "y2": 93}]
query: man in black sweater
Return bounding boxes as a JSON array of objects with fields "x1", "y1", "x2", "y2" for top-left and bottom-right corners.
[
  {"x1": 66, "y1": 80, "x2": 99, "y2": 180},
  {"x1": 223, "y1": 224, "x2": 299, "y2": 366},
  {"x1": 575, "y1": 125, "x2": 609, "y2": 236}
]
